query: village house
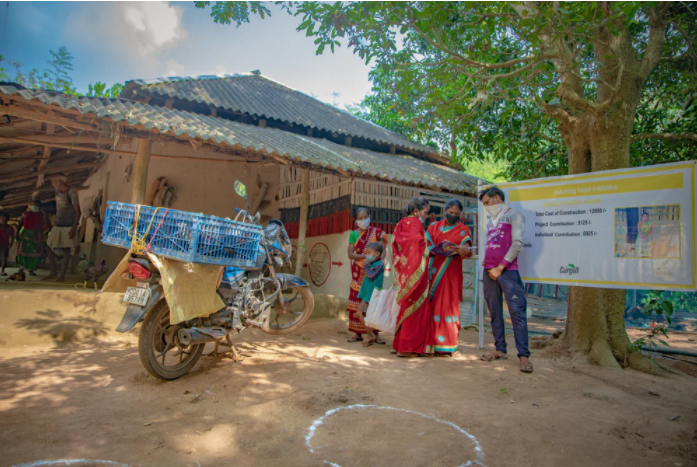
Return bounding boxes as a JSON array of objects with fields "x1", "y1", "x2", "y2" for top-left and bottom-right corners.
[{"x1": 0, "y1": 72, "x2": 481, "y2": 316}]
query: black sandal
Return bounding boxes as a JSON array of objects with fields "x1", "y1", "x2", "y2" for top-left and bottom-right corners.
[{"x1": 347, "y1": 336, "x2": 364, "y2": 343}]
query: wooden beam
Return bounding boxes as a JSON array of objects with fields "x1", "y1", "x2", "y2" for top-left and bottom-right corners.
[
  {"x1": 258, "y1": 119, "x2": 267, "y2": 128},
  {"x1": 165, "y1": 99, "x2": 174, "y2": 109},
  {"x1": 294, "y1": 167, "x2": 310, "y2": 277},
  {"x1": 345, "y1": 136, "x2": 352, "y2": 147},
  {"x1": 190, "y1": 139, "x2": 203, "y2": 152},
  {"x1": 0, "y1": 135, "x2": 133, "y2": 157},
  {"x1": 0, "y1": 106, "x2": 104, "y2": 132},
  {"x1": 0, "y1": 162, "x2": 100, "y2": 184},
  {"x1": 209, "y1": 106, "x2": 217, "y2": 117},
  {"x1": 0, "y1": 133, "x2": 111, "y2": 146},
  {"x1": 389, "y1": 145, "x2": 396, "y2": 154},
  {"x1": 131, "y1": 138, "x2": 152, "y2": 204},
  {"x1": 307, "y1": 128, "x2": 313, "y2": 137},
  {"x1": 0, "y1": 135, "x2": 251, "y2": 164},
  {"x1": 35, "y1": 123, "x2": 56, "y2": 196},
  {"x1": 249, "y1": 182, "x2": 270, "y2": 214}
]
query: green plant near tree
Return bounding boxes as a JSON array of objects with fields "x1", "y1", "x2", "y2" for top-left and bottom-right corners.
[{"x1": 628, "y1": 291, "x2": 674, "y2": 353}]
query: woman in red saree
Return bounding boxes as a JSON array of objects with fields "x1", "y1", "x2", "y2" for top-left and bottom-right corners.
[
  {"x1": 346, "y1": 207, "x2": 387, "y2": 342},
  {"x1": 392, "y1": 197, "x2": 434, "y2": 357},
  {"x1": 427, "y1": 199, "x2": 473, "y2": 356}
]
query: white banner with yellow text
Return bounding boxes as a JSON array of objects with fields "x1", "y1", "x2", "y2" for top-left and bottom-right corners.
[{"x1": 478, "y1": 161, "x2": 696, "y2": 290}]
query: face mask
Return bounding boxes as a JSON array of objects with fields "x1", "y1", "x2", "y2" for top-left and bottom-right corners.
[
  {"x1": 356, "y1": 218, "x2": 370, "y2": 230},
  {"x1": 365, "y1": 254, "x2": 375, "y2": 263},
  {"x1": 485, "y1": 204, "x2": 505, "y2": 218},
  {"x1": 417, "y1": 215, "x2": 425, "y2": 224},
  {"x1": 30, "y1": 205, "x2": 40, "y2": 212},
  {"x1": 446, "y1": 213, "x2": 460, "y2": 225}
]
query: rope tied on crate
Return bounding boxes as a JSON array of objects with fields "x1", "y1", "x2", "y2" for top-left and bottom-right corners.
[
  {"x1": 129, "y1": 205, "x2": 164, "y2": 255},
  {"x1": 146, "y1": 208, "x2": 170, "y2": 252}
]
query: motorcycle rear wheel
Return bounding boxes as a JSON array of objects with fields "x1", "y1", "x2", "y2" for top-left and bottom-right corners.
[
  {"x1": 138, "y1": 299, "x2": 205, "y2": 380},
  {"x1": 266, "y1": 286, "x2": 314, "y2": 335}
]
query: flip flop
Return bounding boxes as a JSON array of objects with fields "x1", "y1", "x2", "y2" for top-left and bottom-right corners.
[
  {"x1": 397, "y1": 352, "x2": 420, "y2": 358},
  {"x1": 480, "y1": 353, "x2": 508, "y2": 362},
  {"x1": 375, "y1": 338, "x2": 386, "y2": 345},
  {"x1": 347, "y1": 337, "x2": 364, "y2": 343},
  {"x1": 362, "y1": 338, "x2": 377, "y2": 348},
  {"x1": 520, "y1": 362, "x2": 534, "y2": 373},
  {"x1": 390, "y1": 349, "x2": 398, "y2": 355}
]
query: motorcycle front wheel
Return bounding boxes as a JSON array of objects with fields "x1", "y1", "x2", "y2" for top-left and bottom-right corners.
[
  {"x1": 266, "y1": 286, "x2": 314, "y2": 335},
  {"x1": 138, "y1": 299, "x2": 205, "y2": 380}
]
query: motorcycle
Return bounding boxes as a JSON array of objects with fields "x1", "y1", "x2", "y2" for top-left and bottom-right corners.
[{"x1": 115, "y1": 180, "x2": 314, "y2": 380}]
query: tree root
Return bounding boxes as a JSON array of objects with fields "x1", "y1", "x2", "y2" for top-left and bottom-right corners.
[{"x1": 588, "y1": 339, "x2": 621, "y2": 370}]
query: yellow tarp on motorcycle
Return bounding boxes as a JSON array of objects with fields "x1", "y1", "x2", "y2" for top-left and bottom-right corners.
[{"x1": 102, "y1": 253, "x2": 225, "y2": 325}]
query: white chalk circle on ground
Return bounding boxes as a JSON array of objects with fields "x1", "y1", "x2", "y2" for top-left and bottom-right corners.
[
  {"x1": 306, "y1": 404, "x2": 486, "y2": 467},
  {"x1": 12, "y1": 460, "x2": 133, "y2": 467}
]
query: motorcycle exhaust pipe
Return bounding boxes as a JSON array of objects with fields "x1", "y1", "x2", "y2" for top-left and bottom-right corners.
[{"x1": 178, "y1": 328, "x2": 222, "y2": 346}]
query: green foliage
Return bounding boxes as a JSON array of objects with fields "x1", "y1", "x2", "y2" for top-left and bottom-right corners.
[
  {"x1": 0, "y1": 55, "x2": 53, "y2": 90},
  {"x1": 628, "y1": 290, "x2": 675, "y2": 352},
  {"x1": 194, "y1": 1, "x2": 276, "y2": 27},
  {"x1": 461, "y1": 156, "x2": 509, "y2": 183},
  {"x1": 87, "y1": 81, "x2": 124, "y2": 98},
  {"x1": 1, "y1": 48, "x2": 122, "y2": 99},
  {"x1": 45, "y1": 46, "x2": 76, "y2": 94}
]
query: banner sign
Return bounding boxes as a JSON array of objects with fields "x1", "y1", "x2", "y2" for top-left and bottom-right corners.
[{"x1": 478, "y1": 161, "x2": 696, "y2": 291}]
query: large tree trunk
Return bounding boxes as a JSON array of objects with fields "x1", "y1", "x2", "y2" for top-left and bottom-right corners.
[{"x1": 554, "y1": 96, "x2": 662, "y2": 374}]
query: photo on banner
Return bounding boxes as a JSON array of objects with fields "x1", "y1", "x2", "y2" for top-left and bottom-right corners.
[
  {"x1": 614, "y1": 205, "x2": 681, "y2": 260},
  {"x1": 478, "y1": 161, "x2": 696, "y2": 291}
]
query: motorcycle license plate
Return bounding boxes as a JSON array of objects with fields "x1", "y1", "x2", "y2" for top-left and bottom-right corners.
[{"x1": 123, "y1": 286, "x2": 150, "y2": 306}]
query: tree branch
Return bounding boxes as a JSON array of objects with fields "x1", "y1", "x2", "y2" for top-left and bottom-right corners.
[
  {"x1": 641, "y1": 6, "x2": 669, "y2": 78},
  {"x1": 632, "y1": 133, "x2": 697, "y2": 142}
]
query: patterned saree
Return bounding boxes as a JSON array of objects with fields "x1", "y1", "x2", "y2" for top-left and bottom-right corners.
[
  {"x1": 427, "y1": 219, "x2": 472, "y2": 354},
  {"x1": 347, "y1": 226, "x2": 387, "y2": 334},
  {"x1": 392, "y1": 216, "x2": 433, "y2": 354}
]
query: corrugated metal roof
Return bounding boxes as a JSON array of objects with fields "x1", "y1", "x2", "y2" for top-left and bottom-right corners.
[
  {"x1": 0, "y1": 85, "x2": 479, "y2": 193},
  {"x1": 122, "y1": 74, "x2": 439, "y2": 156}
]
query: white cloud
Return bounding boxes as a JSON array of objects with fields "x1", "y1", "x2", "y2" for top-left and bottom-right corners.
[
  {"x1": 164, "y1": 59, "x2": 184, "y2": 77},
  {"x1": 66, "y1": 2, "x2": 186, "y2": 57}
]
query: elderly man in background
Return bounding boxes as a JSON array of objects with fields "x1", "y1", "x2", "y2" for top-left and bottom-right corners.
[
  {"x1": 43, "y1": 173, "x2": 81, "y2": 282},
  {"x1": 479, "y1": 186, "x2": 532, "y2": 373}
]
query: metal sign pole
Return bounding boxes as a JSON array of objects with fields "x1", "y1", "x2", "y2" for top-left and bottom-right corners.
[{"x1": 477, "y1": 180, "x2": 485, "y2": 350}]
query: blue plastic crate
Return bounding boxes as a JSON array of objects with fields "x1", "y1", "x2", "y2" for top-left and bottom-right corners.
[{"x1": 101, "y1": 202, "x2": 263, "y2": 267}]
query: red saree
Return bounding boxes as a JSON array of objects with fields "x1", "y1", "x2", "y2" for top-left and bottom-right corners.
[
  {"x1": 347, "y1": 226, "x2": 387, "y2": 334},
  {"x1": 392, "y1": 216, "x2": 433, "y2": 354},
  {"x1": 427, "y1": 219, "x2": 472, "y2": 354}
]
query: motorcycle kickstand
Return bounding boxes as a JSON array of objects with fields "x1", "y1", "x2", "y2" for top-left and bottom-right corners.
[
  {"x1": 211, "y1": 335, "x2": 243, "y2": 362},
  {"x1": 226, "y1": 334, "x2": 243, "y2": 362}
]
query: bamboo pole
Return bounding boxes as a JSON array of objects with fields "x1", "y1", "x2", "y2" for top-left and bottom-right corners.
[
  {"x1": 131, "y1": 138, "x2": 152, "y2": 204},
  {"x1": 294, "y1": 167, "x2": 310, "y2": 277},
  {"x1": 249, "y1": 182, "x2": 270, "y2": 214}
]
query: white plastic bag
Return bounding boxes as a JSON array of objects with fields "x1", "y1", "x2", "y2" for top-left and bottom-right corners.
[{"x1": 365, "y1": 287, "x2": 398, "y2": 333}]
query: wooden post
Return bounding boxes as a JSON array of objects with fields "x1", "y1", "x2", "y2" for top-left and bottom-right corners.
[
  {"x1": 345, "y1": 136, "x2": 352, "y2": 147},
  {"x1": 259, "y1": 119, "x2": 267, "y2": 128},
  {"x1": 131, "y1": 138, "x2": 152, "y2": 204},
  {"x1": 295, "y1": 167, "x2": 310, "y2": 277}
]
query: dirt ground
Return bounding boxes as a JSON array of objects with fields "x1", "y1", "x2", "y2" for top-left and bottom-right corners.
[{"x1": 1, "y1": 287, "x2": 696, "y2": 467}]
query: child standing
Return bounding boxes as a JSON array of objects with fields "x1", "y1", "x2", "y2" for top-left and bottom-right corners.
[
  {"x1": 356, "y1": 241, "x2": 386, "y2": 347},
  {"x1": 0, "y1": 212, "x2": 15, "y2": 276}
]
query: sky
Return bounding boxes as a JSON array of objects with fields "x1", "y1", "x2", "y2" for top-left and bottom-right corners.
[{"x1": 0, "y1": 1, "x2": 373, "y2": 107}]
